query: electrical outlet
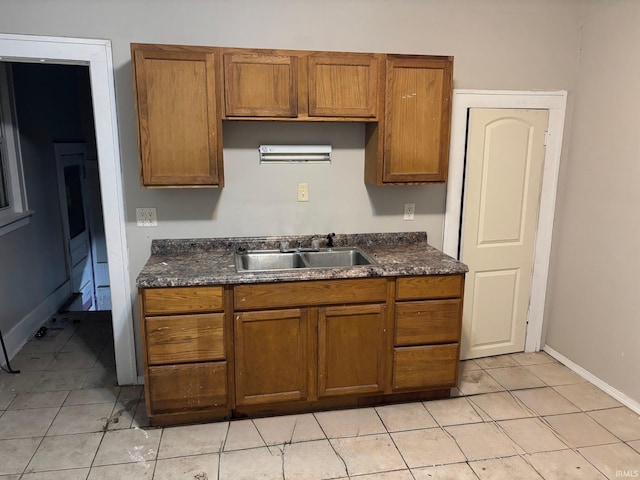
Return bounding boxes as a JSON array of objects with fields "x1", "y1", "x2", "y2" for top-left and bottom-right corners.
[
  {"x1": 403, "y1": 203, "x2": 415, "y2": 221},
  {"x1": 297, "y1": 183, "x2": 309, "y2": 202},
  {"x1": 136, "y1": 207, "x2": 157, "y2": 227}
]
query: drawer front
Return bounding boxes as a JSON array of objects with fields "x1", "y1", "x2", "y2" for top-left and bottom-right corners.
[
  {"x1": 148, "y1": 362, "x2": 227, "y2": 413},
  {"x1": 146, "y1": 313, "x2": 225, "y2": 364},
  {"x1": 143, "y1": 286, "x2": 224, "y2": 315},
  {"x1": 393, "y1": 344, "x2": 458, "y2": 390},
  {"x1": 396, "y1": 275, "x2": 463, "y2": 300},
  {"x1": 395, "y1": 299, "x2": 461, "y2": 346},
  {"x1": 234, "y1": 278, "x2": 387, "y2": 310}
]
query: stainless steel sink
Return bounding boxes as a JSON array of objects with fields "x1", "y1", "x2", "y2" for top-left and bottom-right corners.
[
  {"x1": 235, "y1": 251, "x2": 306, "y2": 271},
  {"x1": 235, "y1": 247, "x2": 378, "y2": 272},
  {"x1": 301, "y1": 249, "x2": 375, "y2": 268}
]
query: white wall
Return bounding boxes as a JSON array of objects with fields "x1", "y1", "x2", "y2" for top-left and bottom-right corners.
[
  {"x1": 545, "y1": 1, "x2": 640, "y2": 403},
  {"x1": 0, "y1": 0, "x2": 586, "y2": 375}
]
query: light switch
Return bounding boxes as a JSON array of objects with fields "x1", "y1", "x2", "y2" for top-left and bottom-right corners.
[{"x1": 297, "y1": 183, "x2": 309, "y2": 202}]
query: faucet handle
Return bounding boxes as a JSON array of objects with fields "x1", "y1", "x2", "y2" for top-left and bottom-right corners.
[{"x1": 326, "y1": 232, "x2": 336, "y2": 248}]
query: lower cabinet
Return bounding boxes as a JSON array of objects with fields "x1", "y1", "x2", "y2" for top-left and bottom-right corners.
[
  {"x1": 392, "y1": 276, "x2": 464, "y2": 392},
  {"x1": 233, "y1": 301, "x2": 387, "y2": 408},
  {"x1": 235, "y1": 309, "x2": 309, "y2": 405},
  {"x1": 318, "y1": 304, "x2": 386, "y2": 397},
  {"x1": 140, "y1": 275, "x2": 463, "y2": 425},
  {"x1": 140, "y1": 286, "x2": 230, "y2": 425}
]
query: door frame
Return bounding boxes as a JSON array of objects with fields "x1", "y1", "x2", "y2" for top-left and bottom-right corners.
[
  {"x1": 0, "y1": 34, "x2": 136, "y2": 385},
  {"x1": 443, "y1": 90, "x2": 567, "y2": 352}
]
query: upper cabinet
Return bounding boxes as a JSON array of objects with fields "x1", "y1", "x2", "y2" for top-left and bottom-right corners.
[
  {"x1": 223, "y1": 51, "x2": 298, "y2": 118},
  {"x1": 307, "y1": 54, "x2": 381, "y2": 119},
  {"x1": 131, "y1": 44, "x2": 452, "y2": 188},
  {"x1": 365, "y1": 55, "x2": 453, "y2": 184},
  {"x1": 131, "y1": 44, "x2": 223, "y2": 188},
  {"x1": 222, "y1": 48, "x2": 382, "y2": 122}
]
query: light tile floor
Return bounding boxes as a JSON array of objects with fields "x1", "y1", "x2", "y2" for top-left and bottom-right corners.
[{"x1": 1, "y1": 312, "x2": 640, "y2": 479}]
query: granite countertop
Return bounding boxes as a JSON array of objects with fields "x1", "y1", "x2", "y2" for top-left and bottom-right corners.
[{"x1": 136, "y1": 232, "x2": 468, "y2": 288}]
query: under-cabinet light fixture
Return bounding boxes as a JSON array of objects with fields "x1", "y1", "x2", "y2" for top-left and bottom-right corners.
[{"x1": 259, "y1": 145, "x2": 331, "y2": 164}]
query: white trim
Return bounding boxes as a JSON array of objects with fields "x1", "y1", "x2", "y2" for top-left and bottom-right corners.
[
  {"x1": 0, "y1": 62, "x2": 31, "y2": 234},
  {"x1": 1, "y1": 281, "x2": 71, "y2": 363},
  {"x1": 544, "y1": 345, "x2": 640, "y2": 415},
  {"x1": 0, "y1": 34, "x2": 137, "y2": 385},
  {"x1": 443, "y1": 89, "x2": 567, "y2": 353}
]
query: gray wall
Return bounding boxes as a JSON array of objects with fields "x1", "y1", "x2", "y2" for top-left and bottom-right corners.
[
  {"x1": 0, "y1": 64, "x2": 90, "y2": 334},
  {"x1": 0, "y1": 0, "x2": 585, "y2": 280},
  {"x1": 544, "y1": 1, "x2": 640, "y2": 403}
]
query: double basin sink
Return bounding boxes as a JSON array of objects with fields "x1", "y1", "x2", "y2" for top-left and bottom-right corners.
[{"x1": 235, "y1": 247, "x2": 379, "y2": 272}]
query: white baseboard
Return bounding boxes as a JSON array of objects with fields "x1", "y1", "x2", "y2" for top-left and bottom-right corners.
[
  {"x1": 1, "y1": 281, "x2": 71, "y2": 364},
  {"x1": 543, "y1": 345, "x2": 640, "y2": 415}
]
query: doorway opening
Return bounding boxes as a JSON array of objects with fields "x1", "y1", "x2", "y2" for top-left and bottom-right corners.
[
  {"x1": 5, "y1": 62, "x2": 111, "y2": 315},
  {"x1": 0, "y1": 34, "x2": 135, "y2": 385}
]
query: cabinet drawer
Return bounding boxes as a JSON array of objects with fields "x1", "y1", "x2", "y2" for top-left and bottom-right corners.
[
  {"x1": 143, "y1": 286, "x2": 224, "y2": 315},
  {"x1": 234, "y1": 278, "x2": 387, "y2": 310},
  {"x1": 396, "y1": 275, "x2": 463, "y2": 300},
  {"x1": 395, "y1": 299, "x2": 461, "y2": 346},
  {"x1": 393, "y1": 344, "x2": 458, "y2": 390},
  {"x1": 148, "y1": 362, "x2": 227, "y2": 413},
  {"x1": 146, "y1": 313, "x2": 225, "y2": 364}
]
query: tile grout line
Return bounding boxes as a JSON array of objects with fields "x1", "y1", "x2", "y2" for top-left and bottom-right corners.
[
  {"x1": 218, "y1": 416, "x2": 232, "y2": 480},
  {"x1": 372, "y1": 405, "x2": 418, "y2": 480},
  {"x1": 459, "y1": 357, "x2": 581, "y2": 476},
  {"x1": 312, "y1": 411, "x2": 351, "y2": 478},
  {"x1": 22, "y1": 389, "x2": 68, "y2": 476}
]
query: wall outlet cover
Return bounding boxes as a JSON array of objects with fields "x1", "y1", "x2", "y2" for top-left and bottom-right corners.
[
  {"x1": 403, "y1": 203, "x2": 415, "y2": 221},
  {"x1": 136, "y1": 207, "x2": 157, "y2": 227}
]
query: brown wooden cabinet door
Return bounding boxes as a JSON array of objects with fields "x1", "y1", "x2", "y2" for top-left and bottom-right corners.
[
  {"x1": 365, "y1": 55, "x2": 453, "y2": 185},
  {"x1": 223, "y1": 52, "x2": 297, "y2": 117},
  {"x1": 132, "y1": 45, "x2": 223, "y2": 187},
  {"x1": 380, "y1": 55, "x2": 453, "y2": 183},
  {"x1": 318, "y1": 304, "x2": 386, "y2": 397},
  {"x1": 308, "y1": 54, "x2": 380, "y2": 119},
  {"x1": 235, "y1": 309, "x2": 309, "y2": 405}
]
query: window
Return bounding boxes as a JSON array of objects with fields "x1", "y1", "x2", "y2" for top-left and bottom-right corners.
[{"x1": 0, "y1": 62, "x2": 30, "y2": 235}]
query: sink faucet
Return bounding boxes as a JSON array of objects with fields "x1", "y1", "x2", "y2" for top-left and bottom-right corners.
[{"x1": 296, "y1": 234, "x2": 320, "y2": 252}]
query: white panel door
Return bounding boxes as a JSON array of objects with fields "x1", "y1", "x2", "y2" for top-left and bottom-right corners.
[
  {"x1": 86, "y1": 159, "x2": 111, "y2": 310},
  {"x1": 55, "y1": 143, "x2": 95, "y2": 311},
  {"x1": 460, "y1": 109, "x2": 548, "y2": 359}
]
